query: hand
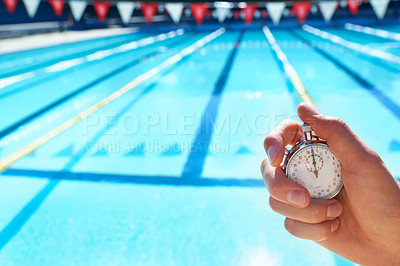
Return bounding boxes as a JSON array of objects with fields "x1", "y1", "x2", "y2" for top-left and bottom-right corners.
[{"x1": 261, "y1": 103, "x2": 400, "y2": 265}]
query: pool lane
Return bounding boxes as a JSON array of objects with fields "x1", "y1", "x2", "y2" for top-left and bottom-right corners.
[
  {"x1": 202, "y1": 30, "x2": 298, "y2": 179},
  {"x1": 0, "y1": 32, "x2": 198, "y2": 158},
  {"x1": 273, "y1": 29, "x2": 400, "y2": 177},
  {"x1": 25, "y1": 31, "x2": 238, "y2": 177},
  {"x1": 0, "y1": 29, "x2": 342, "y2": 266},
  {"x1": 294, "y1": 27, "x2": 400, "y2": 108},
  {"x1": 375, "y1": 25, "x2": 400, "y2": 34},
  {"x1": 325, "y1": 27, "x2": 390, "y2": 45},
  {"x1": 319, "y1": 26, "x2": 400, "y2": 59},
  {"x1": 202, "y1": 30, "x2": 342, "y2": 264},
  {"x1": 290, "y1": 29, "x2": 400, "y2": 110},
  {"x1": 0, "y1": 31, "x2": 145, "y2": 78}
]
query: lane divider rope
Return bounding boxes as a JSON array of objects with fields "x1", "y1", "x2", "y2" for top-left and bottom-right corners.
[
  {"x1": 303, "y1": 24, "x2": 400, "y2": 65},
  {"x1": 262, "y1": 26, "x2": 316, "y2": 108},
  {"x1": 344, "y1": 23, "x2": 400, "y2": 42},
  {"x1": 0, "y1": 28, "x2": 225, "y2": 174},
  {"x1": 0, "y1": 29, "x2": 185, "y2": 89}
]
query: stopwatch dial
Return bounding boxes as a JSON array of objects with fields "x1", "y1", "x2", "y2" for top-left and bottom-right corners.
[{"x1": 286, "y1": 144, "x2": 342, "y2": 200}]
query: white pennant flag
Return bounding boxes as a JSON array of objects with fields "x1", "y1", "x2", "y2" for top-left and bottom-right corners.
[
  {"x1": 22, "y1": 0, "x2": 40, "y2": 18},
  {"x1": 165, "y1": 3, "x2": 184, "y2": 23},
  {"x1": 215, "y1": 7, "x2": 231, "y2": 23},
  {"x1": 266, "y1": 2, "x2": 286, "y2": 25},
  {"x1": 370, "y1": 0, "x2": 390, "y2": 19},
  {"x1": 117, "y1": 2, "x2": 137, "y2": 24},
  {"x1": 69, "y1": 1, "x2": 87, "y2": 22},
  {"x1": 319, "y1": 1, "x2": 337, "y2": 22}
]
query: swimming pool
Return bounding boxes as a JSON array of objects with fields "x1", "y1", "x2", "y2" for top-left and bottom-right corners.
[{"x1": 0, "y1": 24, "x2": 399, "y2": 265}]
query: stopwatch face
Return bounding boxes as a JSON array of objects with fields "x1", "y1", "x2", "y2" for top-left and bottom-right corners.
[{"x1": 286, "y1": 143, "x2": 343, "y2": 200}]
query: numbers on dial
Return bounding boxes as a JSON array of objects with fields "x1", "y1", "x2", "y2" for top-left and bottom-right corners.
[
  {"x1": 305, "y1": 153, "x2": 324, "y2": 172},
  {"x1": 286, "y1": 143, "x2": 342, "y2": 200}
]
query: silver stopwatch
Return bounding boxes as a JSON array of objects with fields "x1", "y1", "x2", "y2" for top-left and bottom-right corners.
[{"x1": 282, "y1": 123, "x2": 343, "y2": 200}]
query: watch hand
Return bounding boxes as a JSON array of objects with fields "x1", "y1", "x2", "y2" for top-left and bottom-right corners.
[
  {"x1": 311, "y1": 148, "x2": 318, "y2": 178},
  {"x1": 314, "y1": 169, "x2": 319, "y2": 178}
]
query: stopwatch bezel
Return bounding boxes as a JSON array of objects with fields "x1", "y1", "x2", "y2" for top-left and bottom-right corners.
[{"x1": 283, "y1": 139, "x2": 343, "y2": 200}]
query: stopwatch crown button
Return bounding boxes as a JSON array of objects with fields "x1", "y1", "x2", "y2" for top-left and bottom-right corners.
[{"x1": 301, "y1": 123, "x2": 312, "y2": 133}]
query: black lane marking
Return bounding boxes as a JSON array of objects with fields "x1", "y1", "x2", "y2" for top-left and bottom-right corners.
[
  {"x1": 4, "y1": 169, "x2": 264, "y2": 187},
  {"x1": 181, "y1": 31, "x2": 244, "y2": 179}
]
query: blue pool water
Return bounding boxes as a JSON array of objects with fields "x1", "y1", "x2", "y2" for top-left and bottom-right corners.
[{"x1": 1, "y1": 25, "x2": 400, "y2": 265}]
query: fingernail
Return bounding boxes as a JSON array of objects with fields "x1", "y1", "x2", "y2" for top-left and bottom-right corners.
[
  {"x1": 327, "y1": 203, "x2": 342, "y2": 218},
  {"x1": 331, "y1": 219, "x2": 340, "y2": 233},
  {"x1": 267, "y1": 146, "x2": 277, "y2": 164},
  {"x1": 287, "y1": 190, "x2": 306, "y2": 207}
]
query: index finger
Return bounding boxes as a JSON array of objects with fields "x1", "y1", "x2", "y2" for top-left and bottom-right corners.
[{"x1": 263, "y1": 119, "x2": 303, "y2": 167}]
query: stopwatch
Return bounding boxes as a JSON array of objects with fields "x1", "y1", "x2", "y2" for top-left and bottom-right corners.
[{"x1": 282, "y1": 123, "x2": 343, "y2": 200}]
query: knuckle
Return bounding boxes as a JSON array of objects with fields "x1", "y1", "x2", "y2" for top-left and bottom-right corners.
[
  {"x1": 329, "y1": 117, "x2": 348, "y2": 130},
  {"x1": 365, "y1": 149, "x2": 384, "y2": 165},
  {"x1": 309, "y1": 206, "x2": 325, "y2": 223},
  {"x1": 269, "y1": 181, "x2": 285, "y2": 199}
]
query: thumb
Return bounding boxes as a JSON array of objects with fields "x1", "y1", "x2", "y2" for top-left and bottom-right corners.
[{"x1": 297, "y1": 103, "x2": 378, "y2": 172}]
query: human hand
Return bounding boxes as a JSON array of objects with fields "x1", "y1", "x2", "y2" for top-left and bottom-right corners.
[{"x1": 261, "y1": 103, "x2": 400, "y2": 265}]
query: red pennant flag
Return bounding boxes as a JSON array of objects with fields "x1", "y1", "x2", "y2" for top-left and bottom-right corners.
[
  {"x1": 3, "y1": 0, "x2": 18, "y2": 14},
  {"x1": 190, "y1": 3, "x2": 208, "y2": 25},
  {"x1": 233, "y1": 10, "x2": 240, "y2": 20},
  {"x1": 49, "y1": 0, "x2": 64, "y2": 17},
  {"x1": 93, "y1": 1, "x2": 110, "y2": 22},
  {"x1": 241, "y1": 4, "x2": 257, "y2": 24},
  {"x1": 205, "y1": 9, "x2": 211, "y2": 19},
  {"x1": 346, "y1": 0, "x2": 361, "y2": 15},
  {"x1": 261, "y1": 9, "x2": 268, "y2": 18},
  {"x1": 141, "y1": 3, "x2": 158, "y2": 24},
  {"x1": 293, "y1": 2, "x2": 311, "y2": 24}
]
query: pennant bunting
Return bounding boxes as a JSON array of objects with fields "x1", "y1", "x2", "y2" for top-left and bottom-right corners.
[
  {"x1": 49, "y1": 0, "x2": 64, "y2": 17},
  {"x1": 93, "y1": 1, "x2": 110, "y2": 22},
  {"x1": 293, "y1": 2, "x2": 312, "y2": 24},
  {"x1": 22, "y1": 0, "x2": 40, "y2": 17},
  {"x1": 319, "y1": 1, "x2": 337, "y2": 22},
  {"x1": 117, "y1": 1, "x2": 136, "y2": 24},
  {"x1": 340, "y1": 0, "x2": 347, "y2": 8},
  {"x1": 346, "y1": 0, "x2": 361, "y2": 15},
  {"x1": 241, "y1": 4, "x2": 257, "y2": 24},
  {"x1": 266, "y1": 2, "x2": 286, "y2": 25},
  {"x1": 205, "y1": 9, "x2": 211, "y2": 18},
  {"x1": 215, "y1": 7, "x2": 231, "y2": 23},
  {"x1": 184, "y1": 8, "x2": 191, "y2": 17},
  {"x1": 69, "y1": 0, "x2": 87, "y2": 22},
  {"x1": 261, "y1": 9, "x2": 268, "y2": 18},
  {"x1": 233, "y1": 10, "x2": 240, "y2": 20},
  {"x1": 311, "y1": 4, "x2": 319, "y2": 14},
  {"x1": 190, "y1": 3, "x2": 208, "y2": 25},
  {"x1": 370, "y1": 0, "x2": 390, "y2": 19},
  {"x1": 165, "y1": 3, "x2": 184, "y2": 23},
  {"x1": 141, "y1": 3, "x2": 158, "y2": 23},
  {"x1": 3, "y1": 0, "x2": 18, "y2": 14}
]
